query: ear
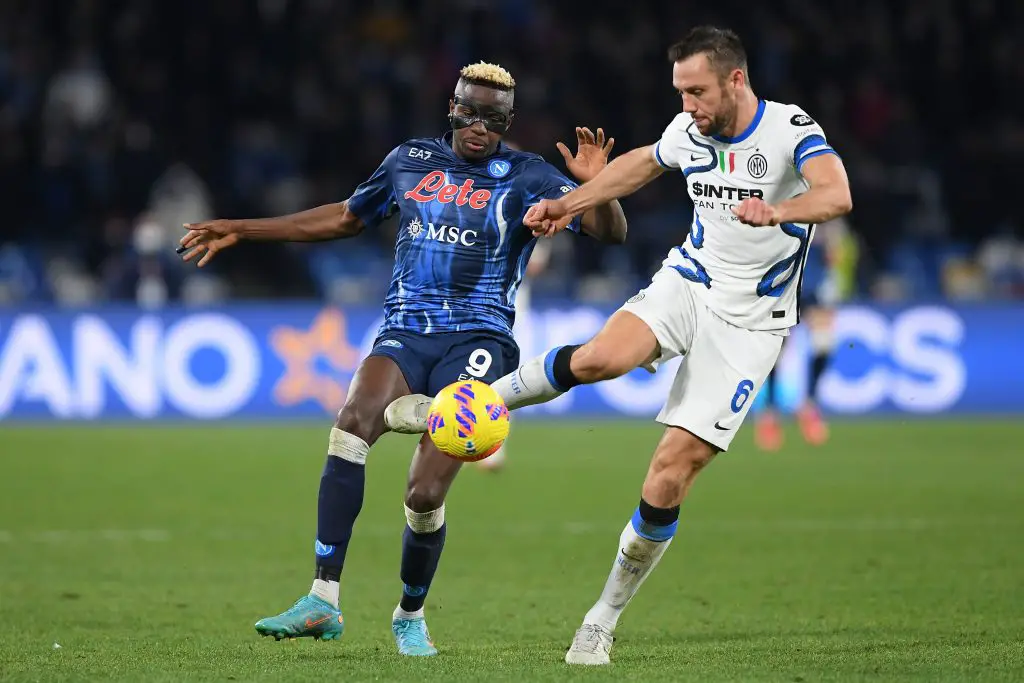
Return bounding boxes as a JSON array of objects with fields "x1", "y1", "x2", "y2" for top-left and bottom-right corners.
[
  {"x1": 449, "y1": 98, "x2": 455, "y2": 114},
  {"x1": 729, "y1": 68, "x2": 746, "y2": 90}
]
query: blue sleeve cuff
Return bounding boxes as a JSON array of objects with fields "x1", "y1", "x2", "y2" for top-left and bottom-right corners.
[
  {"x1": 796, "y1": 148, "x2": 839, "y2": 172},
  {"x1": 653, "y1": 142, "x2": 674, "y2": 170}
]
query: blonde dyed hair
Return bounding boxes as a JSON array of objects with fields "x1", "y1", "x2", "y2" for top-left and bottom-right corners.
[{"x1": 459, "y1": 62, "x2": 515, "y2": 90}]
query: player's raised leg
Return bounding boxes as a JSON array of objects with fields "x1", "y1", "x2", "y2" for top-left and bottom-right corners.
[
  {"x1": 493, "y1": 308, "x2": 660, "y2": 409},
  {"x1": 385, "y1": 310, "x2": 659, "y2": 433},
  {"x1": 390, "y1": 435, "x2": 464, "y2": 656},
  {"x1": 566, "y1": 426, "x2": 714, "y2": 665},
  {"x1": 254, "y1": 355, "x2": 410, "y2": 641}
]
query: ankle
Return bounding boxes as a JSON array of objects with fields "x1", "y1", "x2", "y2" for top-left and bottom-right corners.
[
  {"x1": 310, "y1": 577, "x2": 340, "y2": 608},
  {"x1": 394, "y1": 605, "x2": 425, "y2": 621}
]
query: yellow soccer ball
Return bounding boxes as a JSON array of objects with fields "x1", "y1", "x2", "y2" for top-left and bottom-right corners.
[{"x1": 427, "y1": 379, "x2": 510, "y2": 461}]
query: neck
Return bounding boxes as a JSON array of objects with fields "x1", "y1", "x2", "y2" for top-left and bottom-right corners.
[{"x1": 722, "y1": 88, "x2": 759, "y2": 138}]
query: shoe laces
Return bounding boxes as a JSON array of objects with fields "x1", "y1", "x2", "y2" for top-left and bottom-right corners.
[
  {"x1": 574, "y1": 624, "x2": 612, "y2": 654},
  {"x1": 395, "y1": 619, "x2": 432, "y2": 647},
  {"x1": 283, "y1": 596, "x2": 319, "y2": 617}
]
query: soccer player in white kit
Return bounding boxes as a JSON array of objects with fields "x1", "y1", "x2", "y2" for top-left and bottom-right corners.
[{"x1": 385, "y1": 25, "x2": 852, "y2": 664}]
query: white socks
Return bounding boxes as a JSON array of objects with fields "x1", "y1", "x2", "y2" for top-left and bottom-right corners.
[
  {"x1": 583, "y1": 519, "x2": 674, "y2": 632},
  {"x1": 310, "y1": 578, "x2": 339, "y2": 608},
  {"x1": 393, "y1": 605, "x2": 425, "y2": 621},
  {"x1": 491, "y1": 349, "x2": 566, "y2": 411}
]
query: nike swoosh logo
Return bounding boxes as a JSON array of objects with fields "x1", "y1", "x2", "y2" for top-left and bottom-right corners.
[
  {"x1": 690, "y1": 154, "x2": 703, "y2": 161},
  {"x1": 620, "y1": 548, "x2": 647, "y2": 562},
  {"x1": 305, "y1": 615, "x2": 331, "y2": 629},
  {"x1": 714, "y1": 422, "x2": 730, "y2": 431}
]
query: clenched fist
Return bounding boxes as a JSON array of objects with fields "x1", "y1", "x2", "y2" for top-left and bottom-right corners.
[{"x1": 731, "y1": 197, "x2": 780, "y2": 227}]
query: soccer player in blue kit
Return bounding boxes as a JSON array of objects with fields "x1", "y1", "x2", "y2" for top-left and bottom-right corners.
[{"x1": 178, "y1": 63, "x2": 627, "y2": 656}]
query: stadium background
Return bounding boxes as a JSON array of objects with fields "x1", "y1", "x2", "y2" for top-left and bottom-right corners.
[
  {"x1": 3, "y1": 0, "x2": 1024, "y2": 419},
  {"x1": 2, "y1": 2, "x2": 1023, "y2": 681}
]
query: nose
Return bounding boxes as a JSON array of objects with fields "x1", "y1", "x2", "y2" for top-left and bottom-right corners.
[
  {"x1": 469, "y1": 119, "x2": 488, "y2": 134},
  {"x1": 681, "y1": 94, "x2": 698, "y2": 114}
]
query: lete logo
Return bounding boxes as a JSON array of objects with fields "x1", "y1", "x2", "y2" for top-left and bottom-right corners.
[{"x1": 404, "y1": 171, "x2": 492, "y2": 209}]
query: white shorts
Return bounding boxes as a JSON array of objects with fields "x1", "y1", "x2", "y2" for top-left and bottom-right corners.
[{"x1": 620, "y1": 268, "x2": 784, "y2": 450}]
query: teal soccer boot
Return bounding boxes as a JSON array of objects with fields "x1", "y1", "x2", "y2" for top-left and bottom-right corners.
[
  {"x1": 255, "y1": 595, "x2": 344, "y2": 641},
  {"x1": 392, "y1": 616, "x2": 438, "y2": 656}
]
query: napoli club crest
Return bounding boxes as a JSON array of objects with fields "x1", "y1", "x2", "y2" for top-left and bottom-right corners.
[{"x1": 488, "y1": 159, "x2": 511, "y2": 178}]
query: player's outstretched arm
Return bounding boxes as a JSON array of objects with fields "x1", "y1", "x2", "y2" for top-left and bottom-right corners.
[
  {"x1": 177, "y1": 202, "x2": 364, "y2": 267},
  {"x1": 564, "y1": 145, "x2": 663, "y2": 217},
  {"x1": 526, "y1": 145, "x2": 664, "y2": 236}
]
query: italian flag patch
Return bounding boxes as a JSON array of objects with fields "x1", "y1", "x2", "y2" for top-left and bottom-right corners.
[{"x1": 718, "y1": 151, "x2": 735, "y2": 173}]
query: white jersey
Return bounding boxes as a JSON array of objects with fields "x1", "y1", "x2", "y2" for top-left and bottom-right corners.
[{"x1": 653, "y1": 99, "x2": 838, "y2": 332}]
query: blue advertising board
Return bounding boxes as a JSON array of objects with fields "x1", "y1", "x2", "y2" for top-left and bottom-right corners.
[{"x1": 0, "y1": 303, "x2": 1020, "y2": 420}]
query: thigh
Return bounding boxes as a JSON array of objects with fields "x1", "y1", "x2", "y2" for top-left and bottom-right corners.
[
  {"x1": 367, "y1": 332, "x2": 436, "y2": 395},
  {"x1": 618, "y1": 268, "x2": 699, "y2": 369},
  {"x1": 576, "y1": 309, "x2": 662, "y2": 376},
  {"x1": 426, "y1": 333, "x2": 520, "y2": 395},
  {"x1": 335, "y1": 354, "x2": 411, "y2": 444},
  {"x1": 656, "y1": 308, "x2": 784, "y2": 451}
]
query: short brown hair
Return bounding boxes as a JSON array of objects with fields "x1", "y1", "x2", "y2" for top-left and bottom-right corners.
[{"x1": 667, "y1": 26, "x2": 748, "y2": 78}]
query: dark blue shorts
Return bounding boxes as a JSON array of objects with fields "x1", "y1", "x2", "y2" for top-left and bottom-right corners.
[{"x1": 368, "y1": 330, "x2": 520, "y2": 396}]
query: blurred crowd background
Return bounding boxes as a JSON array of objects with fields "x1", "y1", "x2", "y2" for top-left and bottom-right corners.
[{"x1": 2, "y1": 0, "x2": 1023, "y2": 308}]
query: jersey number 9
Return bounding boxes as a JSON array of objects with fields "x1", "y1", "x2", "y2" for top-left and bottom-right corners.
[{"x1": 465, "y1": 348, "x2": 493, "y2": 379}]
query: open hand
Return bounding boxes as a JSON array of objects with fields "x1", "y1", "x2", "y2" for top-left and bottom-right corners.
[
  {"x1": 177, "y1": 220, "x2": 240, "y2": 267},
  {"x1": 557, "y1": 127, "x2": 615, "y2": 183}
]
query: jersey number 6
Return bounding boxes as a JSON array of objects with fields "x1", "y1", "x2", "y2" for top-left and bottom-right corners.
[{"x1": 730, "y1": 379, "x2": 755, "y2": 413}]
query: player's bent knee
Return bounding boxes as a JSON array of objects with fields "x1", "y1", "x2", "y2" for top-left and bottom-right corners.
[
  {"x1": 404, "y1": 481, "x2": 447, "y2": 514},
  {"x1": 334, "y1": 402, "x2": 385, "y2": 446},
  {"x1": 404, "y1": 502, "x2": 445, "y2": 534}
]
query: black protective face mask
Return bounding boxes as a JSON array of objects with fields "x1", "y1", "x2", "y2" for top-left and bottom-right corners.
[{"x1": 449, "y1": 95, "x2": 513, "y2": 134}]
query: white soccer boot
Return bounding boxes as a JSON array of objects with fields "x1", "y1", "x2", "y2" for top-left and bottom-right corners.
[
  {"x1": 385, "y1": 394, "x2": 432, "y2": 434},
  {"x1": 564, "y1": 623, "x2": 614, "y2": 665}
]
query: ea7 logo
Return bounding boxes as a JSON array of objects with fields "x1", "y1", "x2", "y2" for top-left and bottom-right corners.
[
  {"x1": 790, "y1": 114, "x2": 815, "y2": 126},
  {"x1": 427, "y1": 223, "x2": 479, "y2": 246},
  {"x1": 404, "y1": 171, "x2": 492, "y2": 209}
]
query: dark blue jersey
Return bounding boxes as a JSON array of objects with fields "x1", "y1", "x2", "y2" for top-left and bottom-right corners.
[{"x1": 347, "y1": 132, "x2": 583, "y2": 338}]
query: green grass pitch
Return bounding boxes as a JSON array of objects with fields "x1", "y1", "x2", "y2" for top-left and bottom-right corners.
[{"x1": 1, "y1": 419, "x2": 1023, "y2": 682}]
